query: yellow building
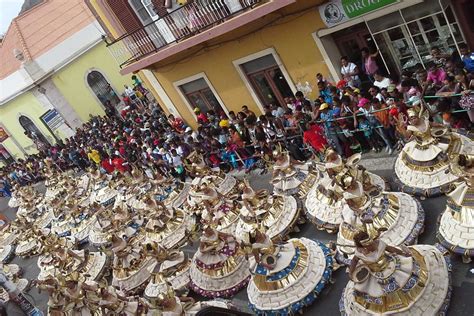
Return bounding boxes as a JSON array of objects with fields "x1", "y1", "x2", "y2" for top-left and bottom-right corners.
[
  {"x1": 90, "y1": 0, "x2": 471, "y2": 128},
  {"x1": 0, "y1": 0, "x2": 132, "y2": 165}
]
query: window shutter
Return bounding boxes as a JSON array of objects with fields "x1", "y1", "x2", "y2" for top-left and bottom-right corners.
[
  {"x1": 106, "y1": 0, "x2": 142, "y2": 33},
  {"x1": 151, "y1": 0, "x2": 168, "y2": 17}
]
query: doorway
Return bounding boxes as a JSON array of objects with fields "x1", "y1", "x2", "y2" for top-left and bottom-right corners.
[
  {"x1": 19, "y1": 116, "x2": 51, "y2": 145},
  {"x1": 332, "y1": 24, "x2": 386, "y2": 83},
  {"x1": 334, "y1": 26, "x2": 376, "y2": 65},
  {"x1": 86, "y1": 70, "x2": 122, "y2": 109},
  {"x1": 240, "y1": 54, "x2": 294, "y2": 108}
]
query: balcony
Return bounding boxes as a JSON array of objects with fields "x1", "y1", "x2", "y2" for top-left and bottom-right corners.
[{"x1": 107, "y1": 0, "x2": 264, "y2": 69}]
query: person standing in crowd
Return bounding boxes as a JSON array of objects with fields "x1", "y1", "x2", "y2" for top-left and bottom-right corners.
[
  {"x1": 341, "y1": 56, "x2": 361, "y2": 88},
  {"x1": 355, "y1": 98, "x2": 393, "y2": 154},
  {"x1": 373, "y1": 72, "x2": 391, "y2": 89},
  {"x1": 454, "y1": 69, "x2": 474, "y2": 122},
  {"x1": 426, "y1": 62, "x2": 447, "y2": 89},
  {"x1": 361, "y1": 47, "x2": 379, "y2": 82},
  {"x1": 319, "y1": 102, "x2": 347, "y2": 156},
  {"x1": 303, "y1": 121, "x2": 327, "y2": 159},
  {"x1": 430, "y1": 46, "x2": 451, "y2": 68},
  {"x1": 459, "y1": 43, "x2": 474, "y2": 73}
]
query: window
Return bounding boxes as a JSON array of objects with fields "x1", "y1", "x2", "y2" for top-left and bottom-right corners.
[
  {"x1": 240, "y1": 54, "x2": 293, "y2": 108},
  {"x1": 369, "y1": 5, "x2": 465, "y2": 74},
  {"x1": 178, "y1": 78, "x2": 226, "y2": 115},
  {"x1": 19, "y1": 116, "x2": 50, "y2": 145},
  {"x1": 87, "y1": 71, "x2": 122, "y2": 109},
  {"x1": 142, "y1": 0, "x2": 158, "y2": 19},
  {"x1": 0, "y1": 145, "x2": 13, "y2": 164}
]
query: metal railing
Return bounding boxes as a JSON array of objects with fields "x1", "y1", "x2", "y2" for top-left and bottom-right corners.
[{"x1": 107, "y1": 0, "x2": 262, "y2": 68}]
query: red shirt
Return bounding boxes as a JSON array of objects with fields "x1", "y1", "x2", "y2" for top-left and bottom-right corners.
[
  {"x1": 303, "y1": 125, "x2": 327, "y2": 151},
  {"x1": 171, "y1": 118, "x2": 185, "y2": 133},
  {"x1": 101, "y1": 159, "x2": 115, "y2": 173},
  {"x1": 197, "y1": 113, "x2": 209, "y2": 124},
  {"x1": 112, "y1": 157, "x2": 129, "y2": 173}
]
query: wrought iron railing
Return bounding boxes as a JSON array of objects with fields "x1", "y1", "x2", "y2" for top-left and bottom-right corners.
[{"x1": 107, "y1": 0, "x2": 262, "y2": 68}]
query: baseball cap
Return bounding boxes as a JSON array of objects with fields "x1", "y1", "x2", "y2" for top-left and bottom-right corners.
[{"x1": 357, "y1": 98, "x2": 370, "y2": 107}]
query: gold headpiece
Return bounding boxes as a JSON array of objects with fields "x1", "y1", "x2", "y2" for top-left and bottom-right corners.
[
  {"x1": 148, "y1": 281, "x2": 175, "y2": 307},
  {"x1": 407, "y1": 104, "x2": 423, "y2": 119},
  {"x1": 272, "y1": 143, "x2": 283, "y2": 157},
  {"x1": 324, "y1": 147, "x2": 338, "y2": 160},
  {"x1": 449, "y1": 154, "x2": 474, "y2": 177},
  {"x1": 335, "y1": 170, "x2": 354, "y2": 190}
]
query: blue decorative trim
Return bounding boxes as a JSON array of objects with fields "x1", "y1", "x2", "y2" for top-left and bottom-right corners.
[
  {"x1": 436, "y1": 223, "x2": 474, "y2": 257},
  {"x1": 249, "y1": 242, "x2": 333, "y2": 315},
  {"x1": 446, "y1": 199, "x2": 462, "y2": 212},
  {"x1": 402, "y1": 199, "x2": 425, "y2": 246},
  {"x1": 391, "y1": 174, "x2": 449, "y2": 197},
  {"x1": 339, "y1": 245, "x2": 453, "y2": 315}
]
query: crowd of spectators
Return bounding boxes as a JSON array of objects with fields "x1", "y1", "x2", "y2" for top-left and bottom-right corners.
[{"x1": 1, "y1": 44, "x2": 472, "y2": 189}]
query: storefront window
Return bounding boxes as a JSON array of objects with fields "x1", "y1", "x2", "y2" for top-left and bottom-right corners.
[{"x1": 368, "y1": 3, "x2": 465, "y2": 74}]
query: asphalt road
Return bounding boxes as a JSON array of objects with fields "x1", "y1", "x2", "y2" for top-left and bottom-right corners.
[{"x1": 1, "y1": 152, "x2": 473, "y2": 315}]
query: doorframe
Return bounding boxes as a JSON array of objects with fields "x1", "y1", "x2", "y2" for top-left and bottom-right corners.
[
  {"x1": 84, "y1": 68, "x2": 123, "y2": 111},
  {"x1": 232, "y1": 47, "x2": 297, "y2": 113},
  {"x1": 17, "y1": 112, "x2": 55, "y2": 146},
  {"x1": 184, "y1": 88, "x2": 218, "y2": 114},
  {"x1": 246, "y1": 65, "x2": 289, "y2": 108},
  {"x1": 313, "y1": 0, "x2": 424, "y2": 82},
  {"x1": 173, "y1": 72, "x2": 229, "y2": 119}
]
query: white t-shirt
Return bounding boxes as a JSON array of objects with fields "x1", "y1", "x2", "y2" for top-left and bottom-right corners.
[
  {"x1": 341, "y1": 62, "x2": 360, "y2": 81},
  {"x1": 172, "y1": 155, "x2": 183, "y2": 167},
  {"x1": 374, "y1": 77, "x2": 391, "y2": 89}
]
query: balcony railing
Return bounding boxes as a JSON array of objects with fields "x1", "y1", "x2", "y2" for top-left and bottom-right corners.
[{"x1": 107, "y1": 0, "x2": 262, "y2": 68}]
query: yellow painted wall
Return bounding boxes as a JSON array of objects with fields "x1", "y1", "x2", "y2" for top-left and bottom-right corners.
[
  {"x1": 0, "y1": 92, "x2": 57, "y2": 158},
  {"x1": 88, "y1": 0, "x2": 122, "y2": 39},
  {"x1": 151, "y1": 2, "x2": 329, "y2": 127},
  {"x1": 52, "y1": 42, "x2": 131, "y2": 122}
]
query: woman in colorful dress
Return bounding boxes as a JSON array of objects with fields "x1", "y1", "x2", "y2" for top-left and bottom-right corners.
[
  {"x1": 37, "y1": 241, "x2": 109, "y2": 283},
  {"x1": 145, "y1": 281, "x2": 234, "y2": 315},
  {"x1": 336, "y1": 174, "x2": 424, "y2": 265},
  {"x1": 235, "y1": 181, "x2": 300, "y2": 243},
  {"x1": 394, "y1": 103, "x2": 474, "y2": 196},
  {"x1": 340, "y1": 231, "x2": 451, "y2": 315},
  {"x1": 246, "y1": 230, "x2": 334, "y2": 315},
  {"x1": 189, "y1": 226, "x2": 250, "y2": 298},
  {"x1": 184, "y1": 176, "x2": 241, "y2": 235},
  {"x1": 437, "y1": 154, "x2": 474, "y2": 263},
  {"x1": 110, "y1": 235, "x2": 160, "y2": 294},
  {"x1": 305, "y1": 150, "x2": 386, "y2": 233},
  {"x1": 145, "y1": 249, "x2": 191, "y2": 299},
  {"x1": 143, "y1": 198, "x2": 195, "y2": 250},
  {"x1": 271, "y1": 148, "x2": 318, "y2": 198}
]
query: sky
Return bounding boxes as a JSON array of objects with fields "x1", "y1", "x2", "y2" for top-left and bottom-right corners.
[{"x1": 0, "y1": 0, "x2": 24, "y2": 35}]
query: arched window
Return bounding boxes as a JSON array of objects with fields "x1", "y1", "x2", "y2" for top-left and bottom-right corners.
[
  {"x1": 86, "y1": 71, "x2": 121, "y2": 108},
  {"x1": 19, "y1": 115, "x2": 50, "y2": 145}
]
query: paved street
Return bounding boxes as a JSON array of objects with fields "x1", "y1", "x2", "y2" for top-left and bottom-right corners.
[{"x1": 1, "y1": 152, "x2": 473, "y2": 315}]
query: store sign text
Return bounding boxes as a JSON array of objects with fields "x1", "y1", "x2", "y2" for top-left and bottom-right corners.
[{"x1": 319, "y1": 0, "x2": 398, "y2": 27}]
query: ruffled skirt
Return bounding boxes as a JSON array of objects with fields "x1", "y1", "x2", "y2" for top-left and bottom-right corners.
[
  {"x1": 340, "y1": 245, "x2": 451, "y2": 315},
  {"x1": 337, "y1": 193, "x2": 425, "y2": 265},
  {"x1": 248, "y1": 238, "x2": 333, "y2": 315}
]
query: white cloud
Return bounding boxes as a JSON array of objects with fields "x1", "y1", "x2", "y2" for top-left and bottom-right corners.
[{"x1": 0, "y1": 0, "x2": 25, "y2": 34}]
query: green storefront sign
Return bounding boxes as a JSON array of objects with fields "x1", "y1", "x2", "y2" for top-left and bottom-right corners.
[{"x1": 319, "y1": 0, "x2": 399, "y2": 27}]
